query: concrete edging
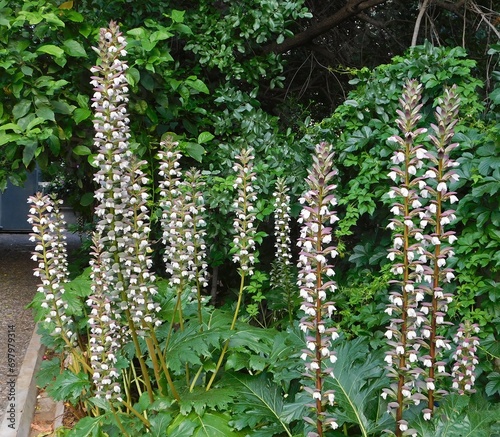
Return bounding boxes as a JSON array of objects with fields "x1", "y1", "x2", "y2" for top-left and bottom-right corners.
[{"x1": 1, "y1": 324, "x2": 45, "y2": 437}]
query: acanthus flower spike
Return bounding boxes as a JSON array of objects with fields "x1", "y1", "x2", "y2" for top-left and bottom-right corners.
[
  {"x1": 384, "y1": 80, "x2": 428, "y2": 436},
  {"x1": 28, "y1": 193, "x2": 75, "y2": 347},
  {"x1": 297, "y1": 141, "x2": 338, "y2": 436},
  {"x1": 420, "y1": 85, "x2": 462, "y2": 411}
]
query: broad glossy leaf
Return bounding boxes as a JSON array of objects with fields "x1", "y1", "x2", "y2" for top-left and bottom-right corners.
[
  {"x1": 167, "y1": 416, "x2": 196, "y2": 436},
  {"x1": 37, "y1": 44, "x2": 65, "y2": 58},
  {"x1": 198, "y1": 131, "x2": 214, "y2": 144},
  {"x1": 165, "y1": 322, "x2": 222, "y2": 372},
  {"x1": 171, "y1": 9, "x2": 185, "y2": 23},
  {"x1": 179, "y1": 386, "x2": 238, "y2": 415},
  {"x1": 63, "y1": 39, "x2": 87, "y2": 57},
  {"x1": 227, "y1": 373, "x2": 292, "y2": 436},
  {"x1": 35, "y1": 105, "x2": 55, "y2": 121},
  {"x1": 36, "y1": 357, "x2": 60, "y2": 388},
  {"x1": 67, "y1": 416, "x2": 102, "y2": 437},
  {"x1": 22, "y1": 140, "x2": 38, "y2": 167},
  {"x1": 13, "y1": 100, "x2": 31, "y2": 120},
  {"x1": 51, "y1": 100, "x2": 75, "y2": 115},
  {"x1": 186, "y1": 77, "x2": 209, "y2": 94},
  {"x1": 150, "y1": 412, "x2": 173, "y2": 437},
  {"x1": 486, "y1": 372, "x2": 500, "y2": 397},
  {"x1": 73, "y1": 107, "x2": 91, "y2": 124},
  {"x1": 0, "y1": 133, "x2": 21, "y2": 147},
  {"x1": 47, "y1": 370, "x2": 91, "y2": 402},
  {"x1": 73, "y1": 145, "x2": 91, "y2": 156},
  {"x1": 413, "y1": 394, "x2": 499, "y2": 436},
  {"x1": 324, "y1": 337, "x2": 391, "y2": 435},
  {"x1": 184, "y1": 142, "x2": 205, "y2": 162},
  {"x1": 59, "y1": 1, "x2": 74, "y2": 10}
]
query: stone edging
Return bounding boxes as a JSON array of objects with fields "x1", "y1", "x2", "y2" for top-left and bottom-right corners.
[{"x1": 1, "y1": 325, "x2": 45, "y2": 436}]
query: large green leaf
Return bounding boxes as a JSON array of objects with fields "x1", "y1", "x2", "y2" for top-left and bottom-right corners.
[
  {"x1": 167, "y1": 411, "x2": 244, "y2": 437},
  {"x1": 150, "y1": 412, "x2": 173, "y2": 437},
  {"x1": 36, "y1": 356, "x2": 61, "y2": 388},
  {"x1": 12, "y1": 100, "x2": 31, "y2": 120},
  {"x1": 63, "y1": 39, "x2": 87, "y2": 57},
  {"x1": 178, "y1": 386, "x2": 238, "y2": 416},
  {"x1": 486, "y1": 372, "x2": 500, "y2": 397},
  {"x1": 22, "y1": 139, "x2": 38, "y2": 167},
  {"x1": 35, "y1": 105, "x2": 55, "y2": 121},
  {"x1": 412, "y1": 394, "x2": 500, "y2": 436},
  {"x1": 37, "y1": 44, "x2": 65, "y2": 57},
  {"x1": 67, "y1": 416, "x2": 102, "y2": 437},
  {"x1": 324, "y1": 337, "x2": 391, "y2": 436},
  {"x1": 164, "y1": 322, "x2": 222, "y2": 372},
  {"x1": 192, "y1": 412, "x2": 240, "y2": 437},
  {"x1": 46, "y1": 370, "x2": 91, "y2": 403},
  {"x1": 227, "y1": 373, "x2": 293, "y2": 437}
]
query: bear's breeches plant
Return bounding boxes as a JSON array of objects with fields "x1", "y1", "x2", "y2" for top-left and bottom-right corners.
[
  {"x1": 297, "y1": 141, "x2": 339, "y2": 435},
  {"x1": 383, "y1": 80, "x2": 478, "y2": 436}
]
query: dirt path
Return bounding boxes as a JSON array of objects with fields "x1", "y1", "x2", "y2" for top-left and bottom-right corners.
[
  {"x1": 0, "y1": 233, "x2": 39, "y2": 424},
  {"x1": 0, "y1": 232, "x2": 81, "y2": 425}
]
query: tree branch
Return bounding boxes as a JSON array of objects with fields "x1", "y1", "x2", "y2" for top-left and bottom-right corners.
[
  {"x1": 261, "y1": 0, "x2": 388, "y2": 55},
  {"x1": 432, "y1": 0, "x2": 466, "y2": 14},
  {"x1": 411, "y1": 0, "x2": 431, "y2": 47}
]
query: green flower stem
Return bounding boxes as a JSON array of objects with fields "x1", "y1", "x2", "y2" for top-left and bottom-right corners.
[
  {"x1": 119, "y1": 399, "x2": 151, "y2": 430},
  {"x1": 126, "y1": 310, "x2": 154, "y2": 403},
  {"x1": 147, "y1": 326, "x2": 180, "y2": 401},
  {"x1": 145, "y1": 337, "x2": 163, "y2": 395},
  {"x1": 206, "y1": 272, "x2": 246, "y2": 391},
  {"x1": 109, "y1": 402, "x2": 131, "y2": 437},
  {"x1": 189, "y1": 365, "x2": 204, "y2": 393}
]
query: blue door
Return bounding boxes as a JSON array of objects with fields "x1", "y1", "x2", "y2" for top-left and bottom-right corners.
[{"x1": 0, "y1": 170, "x2": 41, "y2": 232}]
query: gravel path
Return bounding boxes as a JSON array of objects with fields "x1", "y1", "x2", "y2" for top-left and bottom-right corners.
[{"x1": 0, "y1": 232, "x2": 81, "y2": 423}]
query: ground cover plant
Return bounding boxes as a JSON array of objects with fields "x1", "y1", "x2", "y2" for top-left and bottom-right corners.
[{"x1": 26, "y1": 21, "x2": 500, "y2": 437}]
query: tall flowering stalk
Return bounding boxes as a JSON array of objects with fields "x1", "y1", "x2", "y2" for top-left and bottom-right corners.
[
  {"x1": 87, "y1": 237, "x2": 123, "y2": 401},
  {"x1": 418, "y1": 85, "x2": 461, "y2": 412},
  {"x1": 271, "y1": 177, "x2": 295, "y2": 326},
  {"x1": 158, "y1": 138, "x2": 185, "y2": 327},
  {"x1": 206, "y1": 148, "x2": 258, "y2": 391},
  {"x1": 384, "y1": 80, "x2": 428, "y2": 437},
  {"x1": 158, "y1": 143, "x2": 206, "y2": 333},
  {"x1": 451, "y1": 321, "x2": 479, "y2": 395},
  {"x1": 28, "y1": 194, "x2": 75, "y2": 347},
  {"x1": 90, "y1": 21, "x2": 161, "y2": 404},
  {"x1": 184, "y1": 168, "x2": 209, "y2": 323},
  {"x1": 297, "y1": 142, "x2": 339, "y2": 436},
  {"x1": 28, "y1": 193, "x2": 92, "y2": 378}
]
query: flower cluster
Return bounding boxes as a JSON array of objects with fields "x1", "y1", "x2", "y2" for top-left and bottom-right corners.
[
  {"x1": 28, "y1": 193, "x2": 75, "y2": 346},
  {"x1": 121, "y1": 159, "x2": 161, "y2": 328},
  {"x1": 452, "y1": 322, "x2": 479, "y2": 395},
  {"x1": 272, "y1": 177, "x2": 293, "y2": 270},
  {"x1": 417, "y1": 85, "x2": 461, "y2": 408},
  {"x1": 88, "y1": 22, "x2": 163, "y2": 401},
  {"x1": 270, "y1": 177, "x2": 296, "y2": 323},
  {"x1": 90, "y1": 21, "x2": 160, "y2": 330},
  {"x1": 90, "y1": 21, "x2": 132, "y2": 310},
  {"x1": 184, "y1": 169, "x2": 209, "y2": 295},
  {"x1": 87, "y1": 237, "x2": 123, "y2": 400},
  {"x1": 297, "y1": 142, "x2": 339, "y2": 434},
  {"x1": 384, "y1": 81, "x2": 470, "y2": 435},
  {"x1": 383, "y1": 81, "x2": 428, "y2": 432},
  {"x1": 158, "y1": 141, "x2": 208, "y2": 295},
  {"x1": 231, "y1": 148, "x2": 258, "y2": 276}
]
